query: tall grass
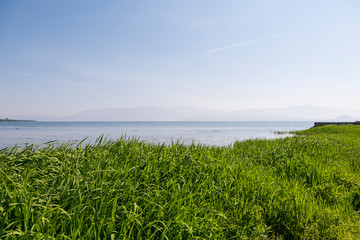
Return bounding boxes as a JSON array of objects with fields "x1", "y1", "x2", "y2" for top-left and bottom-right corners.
[{"x1": 1, "y1": 126, "x2": 360, "y2": 239}]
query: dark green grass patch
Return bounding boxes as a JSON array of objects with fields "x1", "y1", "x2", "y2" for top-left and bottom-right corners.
[
  {"x1": 293, "y1": 124, "x2": 360, "y2": 136},
  {"x1": 1, "y1": 127, "x2": 360, "y2": 239}
]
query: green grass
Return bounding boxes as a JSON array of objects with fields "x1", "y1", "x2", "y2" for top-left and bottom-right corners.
[
  {"x1": 294, "y1": 124, "x2": 360, "y2": 135},
  {"x1": 1, "y1": 126, "x2": 360, "y2": 239}
]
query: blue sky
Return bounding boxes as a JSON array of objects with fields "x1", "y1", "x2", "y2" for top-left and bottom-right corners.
[{"x1": 1, "y1": 0, "x2": 360, "y2": 117}]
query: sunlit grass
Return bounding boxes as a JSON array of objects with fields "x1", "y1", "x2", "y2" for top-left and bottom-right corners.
[{"x1": 1, "y1": 126, "x2": 360, "y2": 239}]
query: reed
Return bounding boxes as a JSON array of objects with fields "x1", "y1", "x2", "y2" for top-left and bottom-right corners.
[{"x1": 1, "y1": 126, "x2": 360, "y2": 239}]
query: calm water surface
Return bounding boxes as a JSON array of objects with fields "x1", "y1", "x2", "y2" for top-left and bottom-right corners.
[{"x1": 0, "y1": 121, "x2": 313, "y2": 148}]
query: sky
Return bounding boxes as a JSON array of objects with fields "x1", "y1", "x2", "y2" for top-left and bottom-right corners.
[{"x1": 1, "y1": 0, "x2": 360, "y2": 117}]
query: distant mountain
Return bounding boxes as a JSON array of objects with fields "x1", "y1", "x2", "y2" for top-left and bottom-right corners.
[
  {"x1": 221, "y1": 105, "x2": 348, "y2": 121},
  {"x1": 324, "y1": 114, "x2": 359, "y2": 122},
  {"x1": 12, "y1": 105, "x2": 359, "y2": 121},
  {"x1": 58, "y1": 107, "x2": 223, "y2": 121}
]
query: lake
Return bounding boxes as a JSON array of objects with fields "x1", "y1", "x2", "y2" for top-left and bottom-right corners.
[{"x1": 0, "y1": 121, "x2": 314, "y2": 148}]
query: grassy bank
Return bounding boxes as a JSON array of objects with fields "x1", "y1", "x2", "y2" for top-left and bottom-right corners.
[{"x1": 1, "y1": 126, "x2": 360, "y2": 239}]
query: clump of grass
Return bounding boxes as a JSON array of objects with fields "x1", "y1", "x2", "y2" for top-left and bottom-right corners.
[
  {"x1": 293, "y1": 124, "x2": 360, "y2": 136},
  {"x1": 1, "y1": 128, "x2": 360, "y2": 239}
]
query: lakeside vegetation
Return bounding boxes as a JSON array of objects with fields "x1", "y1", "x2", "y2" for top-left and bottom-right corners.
[
  {"x1": 0, "y1": 118, "x2": 35, "y2": 122},
  {"x1": 1, "y1": 125, "x2": 360, "y2": 239}
]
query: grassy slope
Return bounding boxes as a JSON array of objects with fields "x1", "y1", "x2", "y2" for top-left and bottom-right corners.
[{"x1": 1, "y1": 126, "x2": 360, "y2": 239}]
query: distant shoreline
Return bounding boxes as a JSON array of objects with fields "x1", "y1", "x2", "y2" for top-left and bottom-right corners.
[{"x1": 0, "y1": 118, "x2": 35, "y2": 122}]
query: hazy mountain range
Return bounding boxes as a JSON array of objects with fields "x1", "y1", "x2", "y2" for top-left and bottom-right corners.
[{"x1": 5, "y1": 105, "x2": 360, "y2": 122}]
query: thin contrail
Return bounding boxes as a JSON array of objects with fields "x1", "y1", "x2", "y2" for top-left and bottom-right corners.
[{"x1": 201, "y1": 34, "x2": 278, "y2": 55}]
